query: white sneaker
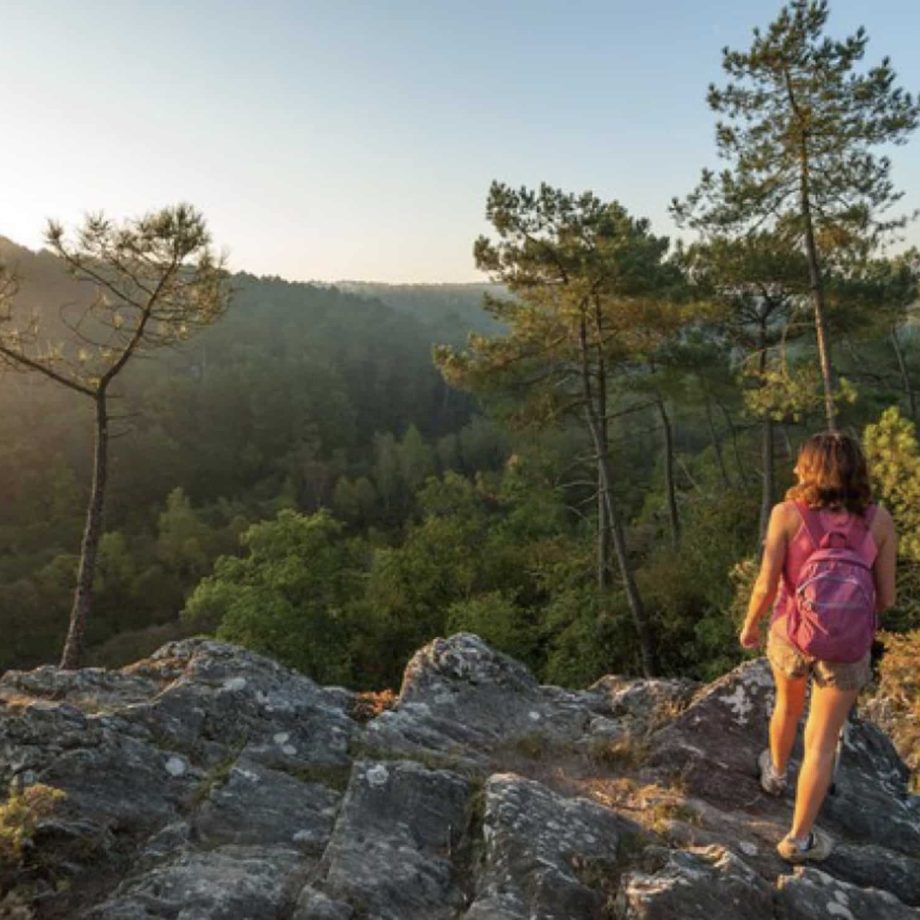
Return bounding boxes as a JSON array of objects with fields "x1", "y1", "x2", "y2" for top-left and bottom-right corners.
[
  {"x1": 777, "y1": 827, "x2": 833, "y2": 863},
  {"x1": 758, "y1": 748, "x2": 787, "y2": 796}
]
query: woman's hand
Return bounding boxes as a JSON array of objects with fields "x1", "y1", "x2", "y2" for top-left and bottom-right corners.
[{"x1": 739, "y1": 618, "x2": 761, "y2": 650}]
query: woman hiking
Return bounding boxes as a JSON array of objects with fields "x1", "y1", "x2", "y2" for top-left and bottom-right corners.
[{"x1": 739, "y1": 431, "x2": 897, "y2": 863}]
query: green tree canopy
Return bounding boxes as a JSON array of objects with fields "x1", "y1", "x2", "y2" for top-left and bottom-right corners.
[
  {"x1": 182, "y1": 509, "x2": 365, "y2": 684},
  {"x1": 672, "y1": 0, "x2": 920, "y2": 429}
]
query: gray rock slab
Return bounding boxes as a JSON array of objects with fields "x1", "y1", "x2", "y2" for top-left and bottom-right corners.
[
  {"x1": 364, "y1": 633, "x2": 646, "y2": 764},
  {"x1": 820, "y1": 721, "x2": 920, "y2": 856},
  {"x1": 585, "y1": 675, "x2": 698, "y2": 734},
  {"x1": 194, "y1": 755, "x2": 341, "y2": 854},
  {"x1": 822, "y1": 841, "x2": 920, "y2": 907},
  {"x1": 464, "y1": 772, "x2": 637, "y2": 920},
  {"x1": 616, "y1": 844, "x2": 774, "y2": 919},
  {"x1": 292, "y1": 886, "x2": 355, "y2": 920},
  {"x1": 645, "y1": 658, "x2": 777, "y2": 809},
  {"x1": 123, "y1": 640, "x2": 356, "y2": 771},
  {"x1": 776, "y1": 866, "x2": 919, "y2": 920},
  {"x1": 312, "y1": 758, "x2": 472, "y2": 919},
  {"x1": 1, "y1": 664, "x2": 159, "y2": 709},
  {"x1": 36, "y1": 732, "x2": 195, "y2": 831},
  {"x1": 84, "y1": 844, "x2": 307, "y2": 920}
]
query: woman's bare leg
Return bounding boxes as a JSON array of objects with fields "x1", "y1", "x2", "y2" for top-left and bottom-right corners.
[
  {"x1": 790, "y1": 683, "x2": 859, "y2": 838},
  {"x1": 769, "y1": 664, "x2": 807, "y2": 773}
]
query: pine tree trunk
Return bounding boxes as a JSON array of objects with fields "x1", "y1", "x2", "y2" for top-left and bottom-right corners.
[
  {"x1": 656, "y1": 394, "x2": 680, "y2": 548},
  {"x1": 597, "y1": 466, "x2": 611, "y2": 590},
  {"x1": 719, "y1": 401, "x2": 747, "y2": 482},
  {"x1": 799, "y1": 151, "x2": 837, "y2": 431},
  {"x1": 786, "y1": 69, "x2": 837, "y2": 432},
  {"x1": 596, "y1": 330, "x2": 612, "y2": 590},
  {"x1": 60, "y1": 391, "x2": 108, "y2": 669},
  {"x1": 590, "y1": 427, "x2": 657, "y2": 676},
  {"x1": 781, "y1": 424, "x2": 794, "y2": 462},
  {"x1": 803, "y1": 223, "x2": 836, "y2": 430},
  {"x1": 759, "y1": 417, "x2": 775, "y2": 544},
  {"x1": 890, "y1": 327, "x2": 918, "y2": 423},
  {"x1": 578, "y1": 316, "x2": 656, "y2": 676}
]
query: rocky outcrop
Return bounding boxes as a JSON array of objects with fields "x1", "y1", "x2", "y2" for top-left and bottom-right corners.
[{"x1": 1, "y1": 634, "x2": 918, "y2": 918}]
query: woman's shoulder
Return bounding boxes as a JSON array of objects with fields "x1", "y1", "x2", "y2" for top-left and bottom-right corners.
[
  {"x1": 769, "y1": 500, "x2": 803, "y2": 535},
  {"x1": 771, "y1": 499, "x2": 800, "y2": 518},
  {"x1": 869, "y1": 502, "x2": 895, "y2": 531}
]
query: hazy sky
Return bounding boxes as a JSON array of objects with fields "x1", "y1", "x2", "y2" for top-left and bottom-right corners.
[{"x1": 3, "y1": 0, "x2": 919, "y2": 282}]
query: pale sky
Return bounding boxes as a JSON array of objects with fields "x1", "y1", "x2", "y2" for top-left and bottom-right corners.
[{"x1": 2, "y1": 0, "x2": 919, "y2": 283}]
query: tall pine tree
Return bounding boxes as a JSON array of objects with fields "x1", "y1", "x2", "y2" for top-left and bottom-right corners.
[{"x1": 672, "y1": 0, "x2": 920, "y2": 430}]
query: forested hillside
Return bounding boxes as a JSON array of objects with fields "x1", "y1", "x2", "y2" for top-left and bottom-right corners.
[
  {"x1": 3, "y1": 227, "x2": 920, "y2": 695},
  {"x1": 337, "y1": 281, "x2": 505, "y2": 338},
  {"x1": 0, "y1": 238, "x2": 507, "y2": 673}
]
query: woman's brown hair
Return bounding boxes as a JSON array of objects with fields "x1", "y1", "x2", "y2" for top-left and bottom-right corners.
[{"x1": 785, "y1": 431, "x2": 872, "y2": 515}]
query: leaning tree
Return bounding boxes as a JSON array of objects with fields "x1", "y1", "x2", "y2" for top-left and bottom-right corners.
[
  {"x1": 672, "y1": 0, "x2": 920, "y2": 431},
  {"x1": 0, "y1": 205, "x2": 230, "y2": 667}
]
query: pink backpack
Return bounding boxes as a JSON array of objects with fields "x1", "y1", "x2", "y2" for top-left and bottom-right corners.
[{"x1": 786, "y1": 501, "x2": 878, "y2": 663}]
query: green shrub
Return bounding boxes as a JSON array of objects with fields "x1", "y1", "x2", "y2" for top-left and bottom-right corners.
[{"x1": 0, "y1": 784, "x2": 66, "y2": 871}]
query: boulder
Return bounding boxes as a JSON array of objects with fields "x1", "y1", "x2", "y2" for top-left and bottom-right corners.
[
  {"x1": 86, "y1": 845, "x2": 306, "y2": 919},
  {"x1": 364, "y1": 633, "x2": 691, "y2": 767}
]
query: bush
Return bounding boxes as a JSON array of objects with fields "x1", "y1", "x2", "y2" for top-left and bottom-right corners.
[
  {"x1": 446, "y1": 591, "x2": 539, "y2": 671},
  {"x1": 870, "y1": 630, "x2": 920, "y2": 790},
  {"x1": 864, "y1": 407, "x2": 920, "y2": 629},
  {"x1": 182, "y1": 509, "x2": 365, "y2": 685},
  {"x1": 0, "y1": 785, "x2": 66, "y2": 877},
  {"x1": 637, "y1": 488, "x2": 759, "y2": 678},
  {"x1": 540, "y1": 586, "x2": 638, "y2": 686}
]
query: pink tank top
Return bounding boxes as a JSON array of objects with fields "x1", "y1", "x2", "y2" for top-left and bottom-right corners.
[{"x1": 771, "y1": 501, "x2": 878, "y2": 624}]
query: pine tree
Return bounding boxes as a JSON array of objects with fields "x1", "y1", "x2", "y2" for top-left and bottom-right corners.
[
  {"x1": 672, "y1": 0, "x2": 920, "y2": 430},
  {"x1": 436, "y1": 182, "x2": 682, "y2": 676},
  {"x1": 0, "y1": 205, "x2": 229, "y2": 667}
]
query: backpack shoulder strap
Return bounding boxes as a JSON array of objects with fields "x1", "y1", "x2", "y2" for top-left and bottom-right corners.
[
  {"x1": 793, "y1": 500, "x2": 824, "y2": 550},
  {"x1": 858, "y1": 503, "x2": 878, "y2": 551}
]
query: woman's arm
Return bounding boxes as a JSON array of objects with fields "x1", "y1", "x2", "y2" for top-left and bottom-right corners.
[
  {"x1": 740, "y1": 503, "x2": 789, "y2": 648},
  {"x1": 872, "y1": 506, "x2": 897, "y2": 614}
]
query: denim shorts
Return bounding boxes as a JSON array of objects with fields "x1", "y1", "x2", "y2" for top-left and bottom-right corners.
[{"x1": 766, "y1": 624, "x2": 871, "y2": 692}]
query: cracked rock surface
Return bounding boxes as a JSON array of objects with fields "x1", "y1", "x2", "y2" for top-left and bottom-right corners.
[{"x1": 1, "y1": 634, "x2": 918, "y2": 918}]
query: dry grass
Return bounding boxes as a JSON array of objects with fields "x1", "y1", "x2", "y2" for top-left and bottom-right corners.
[
  {"x1": 0, "y1": 693, "x2": 38, "y2": 714},
  {"x1": 586, "y1": 736, "x2": 650, "y2": 771},
  {"x1": 347, "y1": 688, "x2": 398, "y2": 723}
]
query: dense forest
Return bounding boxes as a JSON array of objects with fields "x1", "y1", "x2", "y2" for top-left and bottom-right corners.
[
  {"x1": 2, "y1": 222, "x2": 918, "y2": 689},
  {"x1": 2, "y1": 2, "x2": 920, "y2": 707},
  {"x1": 0, "y1": 235, "x2": 513, "y2": 675}
]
